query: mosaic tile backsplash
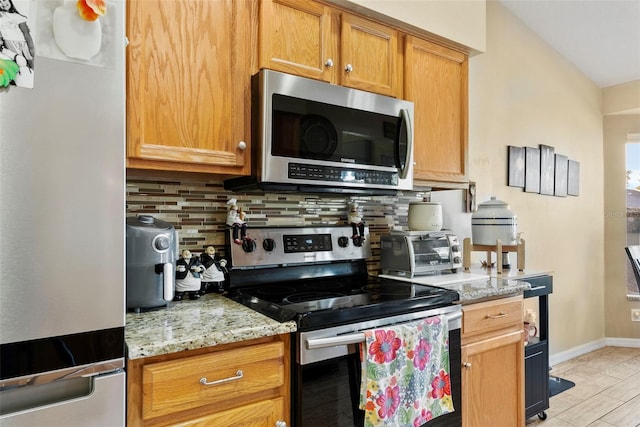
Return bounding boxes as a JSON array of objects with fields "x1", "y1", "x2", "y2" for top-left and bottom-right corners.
[{"x1": 126, "y1": 178, "x2": 431, "y2": 269}]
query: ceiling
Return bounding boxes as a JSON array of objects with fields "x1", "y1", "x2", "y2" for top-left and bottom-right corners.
[{"x1": 498, "y1": 0, "x2": 640, "y2": 88}]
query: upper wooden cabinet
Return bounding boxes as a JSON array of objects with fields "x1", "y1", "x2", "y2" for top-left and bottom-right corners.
[
  {"x1": 260, "y1": 0, "x2": 400, "y2": 97},
  {"x1": 405, "y1": 36, "x2": 468, "y2": 184},
  {"x1": 259, "y1": 0, "x2": 335, "y2": 82},
  {"x1": 126, "y1": 0, "x2": 254, "y2": 175}
]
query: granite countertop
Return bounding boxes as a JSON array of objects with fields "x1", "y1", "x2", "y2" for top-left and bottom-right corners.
[
  {"x1": 126, "y1": 268, "x2": 553, "y2": 360},
  {"x1": 125, "y1": 294, "x2": 297, "y2": 359},
  {"x1": 379, "y1": 267, "x2": 552, "y2": 303},
  {"x1": 431, "y1": 277, "x2": 531, "y2": 302}
]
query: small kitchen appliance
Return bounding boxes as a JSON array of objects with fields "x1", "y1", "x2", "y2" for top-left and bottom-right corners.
[
  {"x1": 380, "y1": 230, "x2": 463, "y2": 277},
  {"x1": 126, "y1": 215, "x2": 177, "y2": 312},
  {"x1": 408, "y1": 201, "x2": 443, "y2": 231},
  {"x1": 224, "y1": 69, "x2": 414, "y2": 195},
  {"x1": 225, "y1": 225, "x2": 461, "y2": 427}
]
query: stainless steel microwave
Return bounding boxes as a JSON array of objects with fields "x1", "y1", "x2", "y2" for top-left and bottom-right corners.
[{"x1": 225, "y1": 70, "x2": 414, "y2": 195}]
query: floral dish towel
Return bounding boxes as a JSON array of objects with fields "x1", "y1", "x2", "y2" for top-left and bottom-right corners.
[{"x1": 359, "y1": 315, "x2": 453, "y2": 427}]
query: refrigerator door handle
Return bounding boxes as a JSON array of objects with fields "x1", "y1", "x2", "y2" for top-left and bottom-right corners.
[
  {"x1": 0, "y1": 358, "x2": 124, "y2": 391},
  {"x1": 0, "y1": 369, "x2": 125, "y2": 425}
]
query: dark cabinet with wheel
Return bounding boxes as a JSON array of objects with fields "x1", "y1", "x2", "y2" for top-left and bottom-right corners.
[{"x1": 524, "y1": 275, "x2": 553, "y2": 421}]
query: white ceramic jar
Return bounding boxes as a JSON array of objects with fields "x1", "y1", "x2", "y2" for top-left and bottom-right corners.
[
  {"x1": 471, "y1": 197, "x2": 518, "y2": 245},
  {"x1": 408, "y1": 202, "x2": 443, "y2": 231}
]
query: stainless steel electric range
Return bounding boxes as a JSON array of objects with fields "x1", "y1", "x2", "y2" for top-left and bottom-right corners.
[{"x1": 225, "y1": 225, "x2": 462, "y2": 427}]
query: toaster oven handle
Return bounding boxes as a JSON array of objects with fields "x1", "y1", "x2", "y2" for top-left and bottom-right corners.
[
  {"x1": 163, "y1": 262, "x2": 174, "y2": 301},
  {"x1": 399, "y1": 108, "x2": 413, "y2": 180}
]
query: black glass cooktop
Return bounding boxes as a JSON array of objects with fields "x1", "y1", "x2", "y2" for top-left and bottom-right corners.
[{"x1": 229, "y1": 275, "x2": 459, "y2": 330}]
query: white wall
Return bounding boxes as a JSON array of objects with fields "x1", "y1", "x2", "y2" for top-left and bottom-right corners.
[
  {"x1": 602, "y1": 81, "x2": 640, "y2": 115},
  {"x1": 467, "y1": 1, "x2": 605, "y2": 355}
]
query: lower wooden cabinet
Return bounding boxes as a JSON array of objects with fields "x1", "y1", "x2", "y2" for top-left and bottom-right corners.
[
  {"x1": 461, "y1": 296, "x2": 525, "y2": 427},
  {"x1": 127, "y1": 334, "x2": 290, "y2": 427},
  {"x1": 172, "y1": 397, "x2": 285, "y2": 427}
]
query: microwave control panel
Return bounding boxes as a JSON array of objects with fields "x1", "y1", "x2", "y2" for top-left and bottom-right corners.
[{"x1": 288, "y1": 163, "x2": 397, "y2": 186}]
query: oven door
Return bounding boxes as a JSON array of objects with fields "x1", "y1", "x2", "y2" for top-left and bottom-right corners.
[{"x1": 294, "y1": 306, "x2": 462, "y2": 427}]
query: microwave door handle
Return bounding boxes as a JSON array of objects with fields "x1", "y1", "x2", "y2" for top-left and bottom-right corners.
[{"x1": 399, "y1": 108, "x2": 413, "y2": 180}]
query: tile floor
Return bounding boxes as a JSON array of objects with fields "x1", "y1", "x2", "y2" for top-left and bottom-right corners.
[{"x1": 525, "y1": 346, "x2": 640, "y2": 427}]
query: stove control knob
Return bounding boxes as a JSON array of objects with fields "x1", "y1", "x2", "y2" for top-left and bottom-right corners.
[
  {"x1": 263, "y1": 237, "x2": 276, "y2": 252},
  {"x1": 451, "y1": 245, "x2": 460, "y2": 252},
  {"x1": 338, "y1": 236, "x2": 349, "y2": 248},
  {"x1": 242, "y1": 238, "x2": 256, "y2": 253},
  {"x1": 453, "y1": 256, "x2": 462, "y2": 264},
  {"x1": 352, "y1": 236, "x2": 364, "y2": 247}
]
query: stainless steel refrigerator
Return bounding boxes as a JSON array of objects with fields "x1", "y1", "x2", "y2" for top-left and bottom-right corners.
[{"x1": 0, "y1": 1, "x2": 126, "y2": 425}]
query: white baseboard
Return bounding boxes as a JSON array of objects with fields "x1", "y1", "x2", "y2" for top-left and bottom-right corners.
[
  {"x1": 605, "y1": 337, "x2": 640, "y2": 348},
  {"x1": 549, "y1": 337, "x2": 640, "y2": 367}
]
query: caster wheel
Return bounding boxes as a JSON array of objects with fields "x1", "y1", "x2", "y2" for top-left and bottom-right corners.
[{"x1": 538, "y1": 411, "x2": 547, "y2": 420}]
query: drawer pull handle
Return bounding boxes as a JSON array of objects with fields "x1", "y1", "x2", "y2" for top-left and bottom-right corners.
[
  {"x1": 485, "y1": 312, "x2": 507, "y2": 319},
  {"x1": 463, "y1": 362, "x2": 472, "y2": 368},
  {"x1": 200, "y1": 370, "x2": 243, "y2": 386}
]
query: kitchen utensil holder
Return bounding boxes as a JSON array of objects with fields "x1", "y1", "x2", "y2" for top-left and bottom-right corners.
[{"x1": 463, "y1": 237, "x2": 525, "y2": 274}]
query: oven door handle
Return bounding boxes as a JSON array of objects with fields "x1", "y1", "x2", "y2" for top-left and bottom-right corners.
[
  {"x1": 306, "y1": 333, "x2": 366, "y2": 350},
  {"x1": 305, "y1": 311, "x2": 462, "y2": 350}
]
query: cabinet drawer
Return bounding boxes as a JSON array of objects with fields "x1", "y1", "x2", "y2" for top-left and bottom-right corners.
[
  {"x1": 462, "y1": 296, "x2": 523, "y2": 338},
  {"x1": 142, "y1": 341, "x2": 284, "y2": 420}
]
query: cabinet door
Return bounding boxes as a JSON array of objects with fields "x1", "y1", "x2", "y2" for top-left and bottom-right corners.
[
  {"x1": 525, "y1": 343, "x2": 549, "y2": 418},
  {"x1": 405, "y1": 36, "x2": 468, "y2": 183},
  {"x1": 127, "y1": 0, "x2": 251, "y2": 174},
  {"x1": 259, "y1": 0, "x2": 336, "y2": 82},
  {"x1": 341, "y1": 14, "x2": 399, "y2": 97},
  {"x1": 461, "y1": 330, "x2": 525, "y2": 427},
  {"x1": 175, "y1": 397, "x2": 285, "y2": 427}
]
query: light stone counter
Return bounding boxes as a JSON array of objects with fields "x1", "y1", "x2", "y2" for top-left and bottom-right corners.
[
  {"x1": 125, "y1": 293, "x2": 297, "y2": 359},
  {"x1": 380, "y1": 268, "x2": 552, "y2": 303}
]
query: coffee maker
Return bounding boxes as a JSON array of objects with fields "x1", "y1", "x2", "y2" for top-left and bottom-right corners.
[{"x1": 126, "y1": 215, "x2": 177, "y2": 312}]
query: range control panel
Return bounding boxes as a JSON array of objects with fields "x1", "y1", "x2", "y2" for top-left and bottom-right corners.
[
  {"x1": 283, "y1": 233, "x2": 333, "y2": 253},
  {"x1": 227, "y1": 225, "x2": 371, "y2": 269}
]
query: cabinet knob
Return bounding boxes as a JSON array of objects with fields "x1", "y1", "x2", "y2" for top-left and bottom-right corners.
[
  {"x1": 238, "y1": 141, "x2": 247, "y2": 150},
  {"x1": 344, "y1": 63, "x2": 353, "y2": 73},
  {"x1": 325, "y1": 58, "x2": 334, "y2": 68},
  {"x1": 463, "y1": 362, "x2": 472, "y2": 369},
  {"x1": 275, "y1": 421, "x2": 287, "y2": 427}
]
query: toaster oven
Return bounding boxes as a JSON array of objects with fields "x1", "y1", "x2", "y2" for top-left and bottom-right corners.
[{"x1": 380, "y1": 231, "x2": 462, "y2": 277}]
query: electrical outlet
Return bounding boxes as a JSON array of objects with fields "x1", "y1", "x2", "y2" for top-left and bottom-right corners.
[{"x1": 632, "y1": 309, "x2": 640, "y2": 322}]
